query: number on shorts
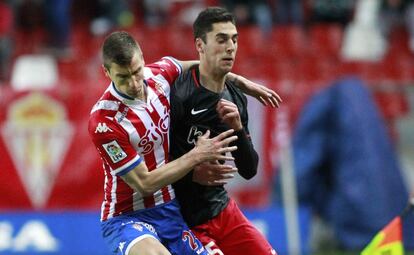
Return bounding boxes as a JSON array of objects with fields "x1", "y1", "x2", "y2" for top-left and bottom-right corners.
[
  {"x1": 182, "y1": 230, "x2": 199, "y2": 250},
  {"x1": 205, "y1": 241, "x2": 224, "y2": 255}
]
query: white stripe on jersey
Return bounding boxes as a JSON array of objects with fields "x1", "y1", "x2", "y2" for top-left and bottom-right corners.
[
  {"x1": 132, "y1": 191, "x2": 145, "y2": 211},
  {"x1": 117, "y1": 117, "x2": 142, "y2": 157},
  {"x1": 153, "y1": 189, "x2": 164, "y2": 206},
  {"x1": 166, "y1": 184, "x2": 176, "y2": 200},
  {"x1": 100, "y1": 163, "x2": 107, "y2": 221},
  {"x1": 144, "y1": 66, "x2": 154, "y2": 78},
  {"x1": 91, "y1": 100, "x2": 120, "y2": 114},
  {"x1": 108, "y1": 173, "x2": 117, "y2": 219}
]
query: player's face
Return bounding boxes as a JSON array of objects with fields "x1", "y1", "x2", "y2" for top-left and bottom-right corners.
[
  {"x1": 201, "y1": 22, "x2": 238, "y2": 75},
  {"x1": 104, "y1": 50, "x2": 146, "y2": 100}
]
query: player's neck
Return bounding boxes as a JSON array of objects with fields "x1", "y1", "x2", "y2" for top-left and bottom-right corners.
[
  {"x1": 198, "y1": 65, "x2": 226, "y2": 93},
  {"x1": 139, "y1": 87, "x2": 147, "y2": 102}
]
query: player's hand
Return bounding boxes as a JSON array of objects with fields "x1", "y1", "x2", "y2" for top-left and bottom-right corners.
[
  {"x1": 216, "y1": 99, "x2": 242, "y2": 131},
  {"x1": 193, "y1": 129, "x2": 237, "y2": 163},
  {"x1": 235, "y1": 75, "x2": 282, "y2": 108},
  {"x1": 192, "y1": 161, "x2": 238, "y2": 186}
]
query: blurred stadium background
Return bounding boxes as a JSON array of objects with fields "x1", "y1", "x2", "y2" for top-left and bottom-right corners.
[{"x1": 0, "y1": 0, "x2": 414, "y2": 254}]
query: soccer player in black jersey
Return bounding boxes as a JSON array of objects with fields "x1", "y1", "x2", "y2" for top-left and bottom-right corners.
[{"x1": 170, "y1": 7, "x2": 280, "y2": 255}]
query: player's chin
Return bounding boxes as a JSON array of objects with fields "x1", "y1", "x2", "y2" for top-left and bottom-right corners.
[{"x1": 221, "y1": 66, "x2": 233, "y2": 74}]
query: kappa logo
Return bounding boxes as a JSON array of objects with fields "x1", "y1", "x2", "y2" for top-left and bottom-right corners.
[
  {"x1": 95, "y1": 122, "x2": 113, "y2": 133},
  {"x1": 191, "y1": 108, "x2": 208, "y2": 115}
]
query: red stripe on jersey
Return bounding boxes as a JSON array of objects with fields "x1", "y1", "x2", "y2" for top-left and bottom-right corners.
[
  {"x1": 115, "y1": 178, "x2": 135, "y2": 214},
  {"x1": 161, "y1": 186, "x2": 172, "y2": 202},
  {"x1": 192, "y1": 68, "x2": 200, "y2": 88},
  {"x1": 143, "y1": 195, "x2": 155, "y2": 208}
]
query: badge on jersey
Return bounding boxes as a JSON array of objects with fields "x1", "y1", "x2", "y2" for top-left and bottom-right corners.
[{"x1": 102, "y1": 140, "x2": 127, "y2": 163}]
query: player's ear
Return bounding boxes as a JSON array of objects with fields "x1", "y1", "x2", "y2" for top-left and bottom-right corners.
[
  {"x1": 195, "y1": 38, "x2": 204, "y2": 54},
  {"x1": 102, "y1": 65, "x2": 110, "y2": 78}
]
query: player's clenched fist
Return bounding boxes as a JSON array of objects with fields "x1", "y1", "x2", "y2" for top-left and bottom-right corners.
[{"x1": 216, "y1": 99, "x2": 242, "y2": 131}]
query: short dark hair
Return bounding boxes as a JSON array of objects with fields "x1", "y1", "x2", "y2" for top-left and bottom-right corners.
[
  {"x1": 193, "y1": 7, "x2": 235, "y2": 43},
  {"x1": 102, "y1": 31, "x2": 140, "y2": 70}
]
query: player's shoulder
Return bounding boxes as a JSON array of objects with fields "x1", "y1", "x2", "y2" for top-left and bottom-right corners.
[
  {"x1": 176, "y1": 66, "x2": 194, "y2": 85},
  {"x1": 226, "y1": 80, "x2": 246, "y2": 98},
  {"x1": 172, "y1": 66, "x2": 198, "y2": 98},
  {"x1": 146, "y1": 57, "x2": 182, "y2": 75},
  {"x1": 88, "y1": 99, "x2": 122, "y2": 134}
]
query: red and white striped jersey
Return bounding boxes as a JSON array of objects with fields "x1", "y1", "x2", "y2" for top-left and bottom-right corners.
[{"x1": 88, "y1": 57, "x2": 182, "y2": 221}]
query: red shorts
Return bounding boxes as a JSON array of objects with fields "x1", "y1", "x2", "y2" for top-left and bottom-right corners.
[{"x1": 191, "y1": 198, "x2": 277, "y2": 255}]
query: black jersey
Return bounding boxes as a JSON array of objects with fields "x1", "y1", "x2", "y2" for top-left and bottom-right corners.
[{"x1": 170, "y1": 66, "x2": 258, "y2": 227}]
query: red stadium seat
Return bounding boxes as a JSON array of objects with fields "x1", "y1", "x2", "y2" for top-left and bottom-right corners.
[
  {"x1": 271, "y1": 25, "x2": 307, "y2": 60},
  {"x1": 308, "y1": 24, "x2": 343, "y2": 59}
]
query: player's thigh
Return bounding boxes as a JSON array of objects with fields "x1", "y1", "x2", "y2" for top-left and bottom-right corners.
[
  {"x1": 219, "y1": 219, "x2": 275, "y2": 255},
  {"x1": 101, "y1": 216, "x2": 164, "y2": 255},
  {"x1": 218, "y1": 200, "x2": 276, "y2": 255},
  {"x1": 191, "y1": 225, "x2": 223, "y2": 255},
  {"x1": 128, "y1": 237, "x2": 171, "y2": 255}
]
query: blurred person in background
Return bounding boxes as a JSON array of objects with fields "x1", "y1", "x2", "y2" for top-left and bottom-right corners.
[
  {"x1": 170, "y1": 7, "x2": 281, "y2": 255},
  {"x1": 0, "y1": 0, "x2": 13, "y2": 82},
  {"x1": 275, "y1": 0, "x2": 304, "y2": 25},
  {"x1": 43, "y1": 0, "x2": 72, "y2": 58},
  {"x1": 142, "y1": 0, "x2": 171, "y2": 27},
  {"x1": 276, "y1": 78, "x2": 414, "y2": 252},
  {"x1": 89, "y1": 0, "x2": 134, "y2": 36},
  {"x1": 308, "y1": 0, "x2": 355, "y2": 26},
  {"x1": 88, "y1": 31, "x2": 239, "y2": 255},
  {"x1": 379, "y1": 0, "x2": 414, "y2": 52},
  {"x1": 14, "y1": 0, "x2": 72, "y2": 59},
  {"x1": 220, "y1": 0, "x2": 274, "y2": 35}
]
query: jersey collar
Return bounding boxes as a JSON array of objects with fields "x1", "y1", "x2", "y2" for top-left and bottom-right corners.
[{"x1": 109, "y1": 81, "x2": 148, "y2": 106}]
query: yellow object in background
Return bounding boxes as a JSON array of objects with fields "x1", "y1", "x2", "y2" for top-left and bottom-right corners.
[{"x1": 361, "y1": 216, "x2": 404, "y2": 255}]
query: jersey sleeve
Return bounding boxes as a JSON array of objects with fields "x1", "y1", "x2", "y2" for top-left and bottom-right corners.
[
  {"x1": 88, "y1": 116, "x2": 142, "y2": 176},
  {"x1": 145, "y1": 56, "x2": 182, "y2": 85},
  {"x1": 230, "y1": 87, "x2": 259, "y2": 180}
]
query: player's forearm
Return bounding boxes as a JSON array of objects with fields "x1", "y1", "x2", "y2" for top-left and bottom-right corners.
[
  {"x1": 232, "y1": 129, "x2": 258, "y2": 179},
  {"x1": 133, "y1": 151, "x2": 201, "y2": 196},
  {"x1": 226, "y1": 72, "x2": 246, "y2": 88}
]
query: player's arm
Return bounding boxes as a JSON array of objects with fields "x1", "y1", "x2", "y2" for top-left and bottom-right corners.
[
  {"x1": 175, "y1": 60, "x2": 282, "y2": 108},
  {"x1": 226, "y1": 73, "x2": 282, "y2": 108},
  {"x1": 121, "y1": 130, "x2": 238, "y2": 196},
  {"x1": 176, "y1": 60, "x2": 199, "y2": 72},
  {"x1": 216, "y1": 99, "x2": 258, "y2": 180}
]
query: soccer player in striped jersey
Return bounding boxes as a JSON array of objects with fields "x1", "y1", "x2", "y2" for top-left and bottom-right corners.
[
  {"x1": 170, "y1": 7, "x2": 280, "y2": 255},
  {"x1": 88, "y1": 31, "x2": 239, "y2": 255}
]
